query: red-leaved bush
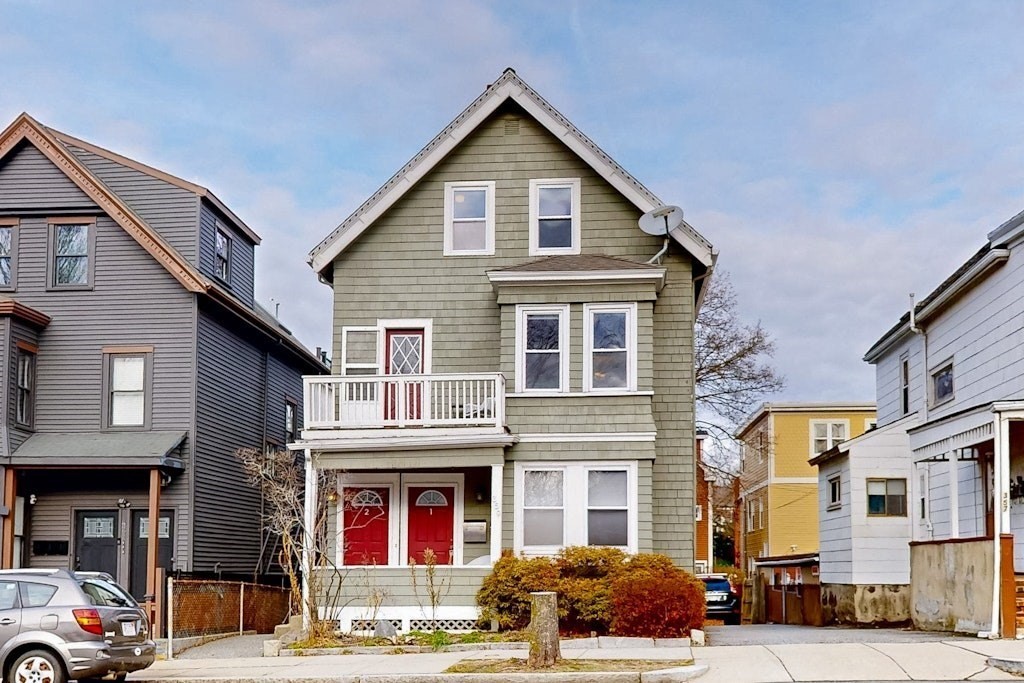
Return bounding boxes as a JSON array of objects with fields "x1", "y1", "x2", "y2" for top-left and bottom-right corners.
[{"x1": 610, "y1": 570, "x2": 706, "y2": 637}]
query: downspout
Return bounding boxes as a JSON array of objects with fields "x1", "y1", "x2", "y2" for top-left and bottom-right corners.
[{"x1": 909, "y1": 294, "x2": 927, "y2": 423}]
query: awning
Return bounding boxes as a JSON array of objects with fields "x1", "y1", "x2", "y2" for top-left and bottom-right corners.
[
  {"x1": 909, "y1": 404, "x2": 995, "y2": 462},
  {"x1": 7, "y1": 431, "x2": 187, "y2": 469}
]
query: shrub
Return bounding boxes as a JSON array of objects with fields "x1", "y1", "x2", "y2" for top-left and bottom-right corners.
[
  {"x1": 476, "y1": 552, "x2": 559, "y2": 630},
  {"x1": 610, "y1": 570, "x2": 706, "y2": 637}
]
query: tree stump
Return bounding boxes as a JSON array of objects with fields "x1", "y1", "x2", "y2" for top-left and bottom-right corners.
[{"x1": 527, "y1": 591, "x2": 561, "y2": 668}]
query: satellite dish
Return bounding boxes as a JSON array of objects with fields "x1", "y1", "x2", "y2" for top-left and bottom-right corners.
[{"x1": 639, "y1": 205, "x2": 684, "y2": 237}]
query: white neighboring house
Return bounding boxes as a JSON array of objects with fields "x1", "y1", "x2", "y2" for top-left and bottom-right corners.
[
  {"x1": 810, "y1": 413, "x2": 919, "y2": 625},
  {"x1": 856, "y1": 207, "x2": 1024, "y2": 636}
]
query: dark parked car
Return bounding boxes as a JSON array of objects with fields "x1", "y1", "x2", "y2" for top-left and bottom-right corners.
[
  {"x1": 698, "y1": 573, "x2": 741, "y2": 625},
  {"x1": 0, "y1": 569, "x2": 155, "y2": 683}
]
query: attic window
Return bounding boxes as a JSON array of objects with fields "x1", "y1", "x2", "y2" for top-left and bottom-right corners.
[
  {"x1": 443, "y1": 181, "x2": 495, "y2": 256},
  {"x1": 49, "y1": 219, "x2": 95, "y2": 290},
  {"x1": 529, "y1": 179, "x2": 581, "y2": 256},
  {"x1": 215, "y1": 227, "x2": 231, "y2": 282}
]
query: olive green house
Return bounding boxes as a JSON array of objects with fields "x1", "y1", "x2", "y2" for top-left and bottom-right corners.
[{"x1": 296, "y1": 69, "x2": 717, "y2": 632}]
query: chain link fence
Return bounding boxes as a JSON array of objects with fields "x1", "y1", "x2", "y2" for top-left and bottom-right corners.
[{"x1": 167, "y1": 578, "x2": 291, "y2": 657}]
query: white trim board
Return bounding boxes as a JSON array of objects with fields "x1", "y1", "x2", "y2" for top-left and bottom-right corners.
[{"x1": 517, "y1": 432, "x2": 656, "y2": 443}]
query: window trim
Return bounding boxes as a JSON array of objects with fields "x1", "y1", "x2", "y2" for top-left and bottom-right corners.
[
  {"x1": 285, "y1": 399, "x2": 298, "y2": 443},
  {"x1": 809, "y1": 419, "x2": 849, "y2": 456},
  {"x1": 866, "y1": 477, "x2": 908, "y2": 517},
  {"x1": 215, "y1": 225, "x2": 232, "y2": 283},
  {"x1": 514, "y1": 461, "x2": 637, "y2": 555},
  {"x1": 101, "y1": 347, "x2": 154, "y2": 431},
  {"x1": 515, "y1": 304, "x2": 570, "y2": 394},
  {"x1": 340, "y1": 326, "x2": 381, "y2": 376},
  {"x1": 528, "y1": 178, "x2": 581, "y2": 256},
  {"x1": 583, "y1": 303, "x2": 637, "y2": 393},
  {"x1": 0, "y1": 218, "x2": 19, "y2": 292},
  {"x1": 14, "y1": 344, "x2": 35, "y2": 429},
  {"x1": 443, "y1": 181, "x2": 495, "y2": 256},
  {"x1": 827, "y1": 474, "x2": 842, "y2": 511},
  {"x1": 900, "y1": 353, "x2": 910, "y2": 415},
  {"x1": 47, "y1": 218, "x2": 96, "y2": 291},
  {"x1": 930, "y1": 360, "x2": 954, "y2": 407}
]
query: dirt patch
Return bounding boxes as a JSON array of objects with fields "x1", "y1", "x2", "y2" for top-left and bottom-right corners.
[{"x1": 446, "y1": 658, "x2": 694, "y2": 673}]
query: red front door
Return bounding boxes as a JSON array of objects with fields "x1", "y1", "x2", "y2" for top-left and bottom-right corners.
[
  {"x1": 343, "y1": 488, "x2": 390, "y2": 565},
  {"x1": 407, "y1": 486, "x2": 455, "y2": 565},
  {"x1": 385, "y1": 329, "x2": 424, "y2": 421}
]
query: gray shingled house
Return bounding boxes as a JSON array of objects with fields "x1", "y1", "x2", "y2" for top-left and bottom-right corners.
[
  {"x1": 0, "y1": 114, "x2": 324, "y2": 607},
  {"x1": 295, "y1": 69, "x2": 717, "y2": 632}
]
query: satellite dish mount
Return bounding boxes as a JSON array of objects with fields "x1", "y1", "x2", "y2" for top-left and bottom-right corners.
[{"x1": 639, "y1": 205, "x2": 684, "y2": 264}]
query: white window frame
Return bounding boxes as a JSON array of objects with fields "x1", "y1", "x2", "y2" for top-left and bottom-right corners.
[
  {"x1": 694, "y1": 504, "x2": 703, "y2": 522},
  {"x1": 583, "y1": 303, "x2": 637, "y2": 393},
  {"x1": 340, "y1": 326, "x2": 381, "y2": 376},
  {"x1": 809, "y1": 419, "x2": 849, "y2": 456},
  {"x1": 513, "y1": 461, "x2": 638, "y2": 555},
  {"x1": 900, "y1": 354, "x2": 910, "y2": 415},
  {"x1": 443, "y1": 181, "x2": 495, "y2": 256},
  {"x1": 528, "y1": 178, "x2": 581, "y2": 256},
  {"x1": 930, "y1": 359, "x2": 954, "y2": 407},
  {"x1": 515, "y1": 305, "x2": 569, "y2": 393},
  {"x1": 827, "y1": 474, "x2": 842, "y2": 510},
  {"x1": 756, "y1": 498, "x2": 763, "y2": 530},
  {"x1": 865, "y1": 418, "x2": 877, "y2": 431}
]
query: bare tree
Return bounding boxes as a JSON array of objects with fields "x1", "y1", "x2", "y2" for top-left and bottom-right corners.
[{"x1": 695, "y1": 271, "x2": 784, "y2": 465}]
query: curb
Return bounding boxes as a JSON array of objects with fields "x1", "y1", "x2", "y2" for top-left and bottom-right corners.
[
  {"x1": 279, "y1": 637, "x2": 692, "y2": 657},
  {"x1": 130, "y1": 666, "x2": 709, "y2": 683},
  {"x1": 986, "y1": 656, "x2": 1024, "y2": 676}
]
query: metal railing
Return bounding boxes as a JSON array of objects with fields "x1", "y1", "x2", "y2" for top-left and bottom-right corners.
[{"x1": 304, "y1": 373, "x2": 505, "y2": 430}]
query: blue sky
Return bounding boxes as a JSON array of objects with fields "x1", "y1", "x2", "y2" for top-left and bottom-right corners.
[{"x1": 3, "y1": 0, "x2": 1024, "y2": 404}]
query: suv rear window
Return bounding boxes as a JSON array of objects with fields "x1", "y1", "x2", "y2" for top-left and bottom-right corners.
[
  {"x1": 20, "y1": 582, "x2": 58, "y2": 607},
  {"x1": 702, "y1": 578, "x2": 732, "y2": 592},
  {"x1": 79, "y1": 579, "x2": 136, "y2": 607}
]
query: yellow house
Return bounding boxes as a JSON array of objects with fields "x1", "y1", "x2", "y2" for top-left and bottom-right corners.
[{"x1": 736, "y1": 402, "x2": 876, "y2": 571}]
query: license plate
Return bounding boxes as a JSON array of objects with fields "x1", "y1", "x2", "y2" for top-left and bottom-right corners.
[
  {"x1": 121, "y1": 621, "x2": 137, "y2": 637},
  {"x1": 708, "y1": 594, "x2": 726, "y2": 602}
]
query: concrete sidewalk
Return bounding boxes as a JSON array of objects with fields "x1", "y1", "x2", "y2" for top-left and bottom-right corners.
[{"x1": 127, "y1": 639, "x2": 1024, "y2": 682}]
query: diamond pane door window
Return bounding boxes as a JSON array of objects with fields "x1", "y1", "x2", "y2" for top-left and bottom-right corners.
[
  {"x1": 525, "y1": 314, "x2": 561, "y2": 389},
  {"x1": 385, "y1": 329, "x2": 424, "y2": 421}
]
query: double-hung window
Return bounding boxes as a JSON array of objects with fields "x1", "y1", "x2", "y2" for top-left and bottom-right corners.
[
  {"x1": 867, "y1": 478, "x2": 907, "y2": 517},
  {"x1": 285, "y1": 400, "x2": 297, "y2": 443},
  {"x1": 810, "y1": 420, "x2": 847, "y2": 455},
  {"x1": 827, "y1": 475, "x2": 841, "y2": 510},
  {"x1": 516, "y1": 305, "x2": 569, "y2": 393},
  {"x1": 584, "y1": 304, "x2": 636, "y2": 391},
  {"x1": 529, "y1": 178, "x2": 580, "y2": 255},
  {"x1": 0, "y1": 220, "x2": 17, "y2": 290},
  {"x1": 518, "y1": 462, "x2": 636, "y2": 554},
  {"x1": 15, "y1": 347, "x2": 35, "y2": 428},
  {"x1": 215, "y1": 227, "x2": 231, "y2": 282},
  {"x1": 103, "y1": 348, "x2": 152, "y2": 429},
  {"x1": 50, "y1": 220, "x2": 94, "y2": 288},
  {"x1": 443, "y1": 181, "x2": 494, "y2": 255},
  {"x1": 900, "y1": 354, "x2": 910, "y2": 415},
  {"x1": 931, "y1": 361, "x2": 954, "y2": 406}
]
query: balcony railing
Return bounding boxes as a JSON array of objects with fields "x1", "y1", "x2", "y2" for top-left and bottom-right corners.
[{"x1": 304, "y1": 373, "x2": 506, "y2": 431}]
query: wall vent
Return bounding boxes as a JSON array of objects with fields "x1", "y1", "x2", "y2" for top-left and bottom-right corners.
[{"x1": 503, "y1": 117, "x2": 520, "y2": 136}]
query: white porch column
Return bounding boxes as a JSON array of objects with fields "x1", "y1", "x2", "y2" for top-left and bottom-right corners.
[
  {"x1": 490, "y1": 463, "x2": 504, "y2": 563},
  {"x1": 949, "y1": 451, "x2": 959, "y2": 538},
  {"x1": 989, "y1": 414, "x2": 1010, "y2": 637},
  {"x1": 301, "y1": 449, "x2": 317, "y2": 630}
]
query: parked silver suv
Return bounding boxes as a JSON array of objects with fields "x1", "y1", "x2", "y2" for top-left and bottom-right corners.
[{"x1": 0, "y1": 569, "x2": 155, "y2": 683}]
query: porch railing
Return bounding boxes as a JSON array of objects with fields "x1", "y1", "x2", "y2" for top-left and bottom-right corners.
[{"x1": 304, "y1": 373, "x2": 505, "y2": 430}]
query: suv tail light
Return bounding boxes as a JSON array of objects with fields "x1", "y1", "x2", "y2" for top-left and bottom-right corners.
[{"x1": 73, "y1": 608, "x2": 104, "y2": 635}]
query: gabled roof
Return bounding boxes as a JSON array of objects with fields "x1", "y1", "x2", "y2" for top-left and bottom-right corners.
[
  {"x1": 50, "y1": 128, "x2": 261, "y2": 244},
  {"x1": 0, "y1": 113, "x2": 322, "y2": 371},
  {"x1": 308, "y1": 68, "x2": 715, "y2": 279},
  {"x1": 0, "y1": 113, "x2": 208, "y2": 293}
]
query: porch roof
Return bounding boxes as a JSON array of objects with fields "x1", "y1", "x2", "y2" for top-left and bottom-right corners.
[
  {"x1": 908, "y1": 403, "x2": 995, "y2": 462},
  {"x1": 7, "y1": 431, "x2": 186, "y2": 469}
]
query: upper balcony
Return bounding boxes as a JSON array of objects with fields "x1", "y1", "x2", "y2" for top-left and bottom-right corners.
[{"x1": 302, "y1": 373, "x2": 506, "y2": 439}]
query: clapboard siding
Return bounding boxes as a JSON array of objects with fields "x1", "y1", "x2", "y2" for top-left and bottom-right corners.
[
  {"x1": 63, "y1": 144, "x2": 200, "y2": 263},
  {"x1": 819, "y1": 457, "x2": 852, "y2": 583},
  {"x1": 874, "y1": 335, "x2": 924, "y2": 427},
  {"x1": 266, "y1": 353, "x2": 304, "y2": 444},
  {"x1": 23, "y1": 470, "x2": 189, "y2": 574},
  {"x1": 0, "y1": 143, "x2": 94, "y2": 210},
  {"x1": 199, "y1": 203, "x2": 255, "y2": 307},
  {"x1": 10, "y1": 215, "x2": 195, "y2": 432},
  {"x1": 329, "y1": 103, "x2": 697, "y2": 565},
  {"x1": 193, "y1": 307, "x2": 266, "y2": 573}
]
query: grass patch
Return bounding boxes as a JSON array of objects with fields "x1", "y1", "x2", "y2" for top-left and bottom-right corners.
[
  {"x1": 288, "y1": 630, "x2": 531, "y2": 650},
  {"x1": 446, "y1": 659, "x2": 694, "y2": 674}
]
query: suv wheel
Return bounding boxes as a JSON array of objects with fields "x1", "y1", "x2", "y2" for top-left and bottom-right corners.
[{"x1": 10, "y1": 650, "x2": 64, "y2": 683}]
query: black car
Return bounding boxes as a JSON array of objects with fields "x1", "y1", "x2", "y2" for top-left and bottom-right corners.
[{"x1": 699, "y1": 574, "x2": 741, "y2": 625}]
